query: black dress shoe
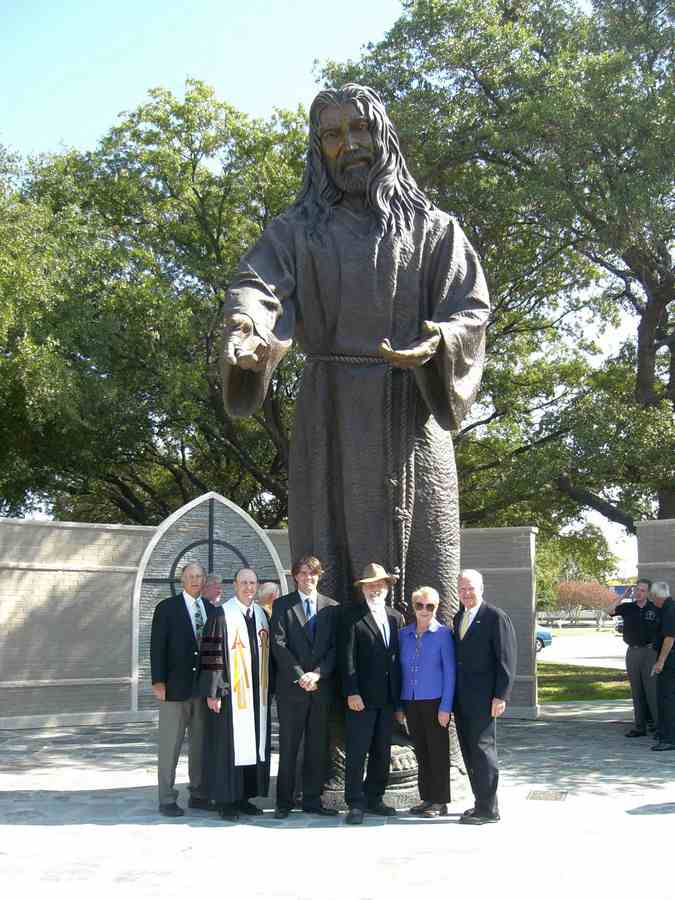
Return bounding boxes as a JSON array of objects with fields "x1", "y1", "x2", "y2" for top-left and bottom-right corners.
[
  {"x1": 459, "y1": 811, "x2": 500, "y2": 825},
  {"x1": 274, "y1": 807, "x2": 290, "y2": 819},
  {"x1": 410, "y1": 801, "x2": 433, "y2": 815},
  {"x1": 345, "y1": 807, "x2": 365, "y2": 825},
  {"x1": 159, "y1": 802, "x2": 184, "y2": 817},
  {"x1": 303, "y1": 805, "x2": 339, "y2": 816},
  {"x1": 652, "y1": 742, "x2": 675, "y2": 751},
  {"x1": 219, "y1": 804, "x2": 240, "y2": 821},
  {"x1": 366, "y1": 801, "x2": 397, "y2": 817},
  {"x1": 239, "y1": 800, "x2": 263, "y2": 816},
  {"x1": 188, "y1": 797, "x2": 213, "y2": 810},
  {"x1": 462, "y1": 807, "x2": 476, "y2": 817},
  {"x1": 625, "y1": 729, "x2": 647, "y2": 737}
]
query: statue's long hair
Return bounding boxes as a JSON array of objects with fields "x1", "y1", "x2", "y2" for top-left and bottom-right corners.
[{"x1": 294, "y1": 84, "x2": 432, "y2": 236}]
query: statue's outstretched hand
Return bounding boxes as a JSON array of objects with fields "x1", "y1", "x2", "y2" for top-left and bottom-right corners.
[
  {"x1": 223, "y1": 313, "x2": 269, "y2": 371},
  {"x1": 379, "y1": 321, "x2": 441, "y2": 369}
]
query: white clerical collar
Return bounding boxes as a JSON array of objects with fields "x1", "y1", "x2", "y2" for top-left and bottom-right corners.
[{"x1": 235, "y1": 598, "x2": 255, "y2": 617}]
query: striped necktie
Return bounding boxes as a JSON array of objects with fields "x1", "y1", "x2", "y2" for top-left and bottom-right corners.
[{"x1": 459, "y1": 611, "x2": 471, "y2": 640}]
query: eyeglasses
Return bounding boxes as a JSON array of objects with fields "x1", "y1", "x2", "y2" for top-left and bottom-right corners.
[{"x1": 414, "y1": 602, "x2": 436, "y2": 612}]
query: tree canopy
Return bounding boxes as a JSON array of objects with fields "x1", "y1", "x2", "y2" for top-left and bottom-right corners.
[
  {"x1": 322, "y1": 0, "x2": 674, "y2": 530},
  {"x1": 0, "y1": 81, "x2": 306, "y2": 525}
]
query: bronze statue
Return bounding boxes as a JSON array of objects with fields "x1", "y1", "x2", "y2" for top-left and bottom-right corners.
[{"x1": 221, "y1": 84, "x2": 489, "y2": 619}]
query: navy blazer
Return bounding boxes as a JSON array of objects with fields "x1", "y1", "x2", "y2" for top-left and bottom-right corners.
[
  {"x1": 452, "y1": 601, "x2": 517, "y2": 714},
  {"x1": 339, "y1": 602, "x2": 404, "y2": 708},
  {"x1": 150, "y1": 594, "x2": 202, "y2": 701},
  {"x1": 271, "y1": 590, "x2": 339, "y2": 699}
]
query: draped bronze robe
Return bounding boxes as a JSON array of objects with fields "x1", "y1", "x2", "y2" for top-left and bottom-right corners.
[{"x1": 222, "y1": 206, "x2": 489, "y2": 616}]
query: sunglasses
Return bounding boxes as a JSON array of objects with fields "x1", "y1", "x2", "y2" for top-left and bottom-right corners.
[{"x1": 414, "y1": 602, "x2": 436, "y2": 612}]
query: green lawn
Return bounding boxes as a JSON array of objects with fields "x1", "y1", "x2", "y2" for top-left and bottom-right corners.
[{"x1": 537, "y1": 662, "x2": 631, "y2": 703}]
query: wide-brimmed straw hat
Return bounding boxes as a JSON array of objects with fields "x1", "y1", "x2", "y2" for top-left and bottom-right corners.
[{"x1": 353, "y1": 562, "x2": 399, "y2": 587}]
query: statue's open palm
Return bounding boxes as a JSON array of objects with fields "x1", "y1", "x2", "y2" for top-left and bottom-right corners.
[{"x1": 379, "y1": 321, "x2": 441, "y2": 369}]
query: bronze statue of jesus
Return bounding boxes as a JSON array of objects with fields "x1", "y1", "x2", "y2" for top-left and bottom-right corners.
[{"x1": 221, "y1": 84, "x2": 489, "y2": 619}]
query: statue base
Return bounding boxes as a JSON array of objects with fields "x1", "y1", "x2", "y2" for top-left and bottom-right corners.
[{"x1": 320, "y1": 719, "x2": 472, "y2": 811}]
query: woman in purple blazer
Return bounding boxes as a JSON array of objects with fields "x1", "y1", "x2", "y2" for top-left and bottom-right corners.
[{"x1": 397, "y1": 586, "x2": 456, "y2": 817}]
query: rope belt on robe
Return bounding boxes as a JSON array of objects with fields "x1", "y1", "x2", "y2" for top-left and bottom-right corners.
[{"x1": 305, "y1": 353, "x2": 416, "y2": 611}]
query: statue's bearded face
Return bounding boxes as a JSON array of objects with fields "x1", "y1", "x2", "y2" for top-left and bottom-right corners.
[{"x1": 319, "y1": 102, "x2": 375, "y2": 196}]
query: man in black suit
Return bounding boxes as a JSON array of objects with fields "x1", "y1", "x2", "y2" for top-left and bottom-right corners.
[
  {"x1": 150, "y1": 562, "x2": 209, "y2": 817},
  {"x1": 453, "y1": 568, "x2": 517, "y2": 825},
  {"x1": 271, "y1": 555, "x2": 339, "y2": 817},
  {"x1": 339, "y1": 562, "x2": 404, "y2": 825}
]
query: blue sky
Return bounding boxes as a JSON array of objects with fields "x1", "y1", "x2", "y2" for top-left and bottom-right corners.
[{"x1": 2, "y1": 0, "x2": 402, "y2": 157}]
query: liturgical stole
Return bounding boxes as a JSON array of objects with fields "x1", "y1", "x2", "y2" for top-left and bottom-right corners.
[{"x1": 223, "y1": 598, "x2": 270, "y2": 766}]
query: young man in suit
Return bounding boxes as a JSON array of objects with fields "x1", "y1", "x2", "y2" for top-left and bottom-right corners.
[
  {"x1": 271, "y1": 555, "x2": 339, "y2": 817},
  {"x1": 150, "y1": 562, "x2": 210, "y2": 817},
  {"x1": 339, "y1": 562, "x2": 404, "y2": 824},
  {"x1": 453, "y1": 568, "x2": 517, "y2": 825}
]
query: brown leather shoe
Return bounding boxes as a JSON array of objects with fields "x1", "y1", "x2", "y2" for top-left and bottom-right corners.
[
  {"x1": 422, "y1": 803, "x2": 447, "y2": 818},
  {"x1": 410, "y1": 801, "x2": 433, "y2": 815}
]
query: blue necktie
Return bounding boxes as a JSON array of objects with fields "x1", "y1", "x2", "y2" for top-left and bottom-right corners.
[{"x1": 305, "y1": 598, "x2": 317, "y2": 640}]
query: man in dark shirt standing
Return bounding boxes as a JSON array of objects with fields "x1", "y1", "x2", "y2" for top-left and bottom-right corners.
[
  {"x1": 649, "y1": 581, "x2": 675, "y2": 751},
  {"x1": 608, "y1": 579, "x2": 659, "y2": 737}
]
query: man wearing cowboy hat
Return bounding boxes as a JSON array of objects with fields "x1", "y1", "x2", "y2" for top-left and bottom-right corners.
[{"x1": 338, "y1": 563, "x2": 404, "y2": 824}]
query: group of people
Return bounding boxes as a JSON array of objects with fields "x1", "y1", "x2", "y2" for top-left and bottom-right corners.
[
  {"x1": 608, "y1": 578, "x2": 675, "y2": 751},
  {"x1": 150, "y1": 556, "x2": 517, "y2": 825}
]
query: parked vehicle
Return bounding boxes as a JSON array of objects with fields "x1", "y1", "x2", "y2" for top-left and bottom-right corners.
[{"x1": 535, "y1": 625, "x2": 553, "y2": 653}]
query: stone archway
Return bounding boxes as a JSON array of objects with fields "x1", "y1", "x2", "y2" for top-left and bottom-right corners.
[{"x1": 131, "y1": 492, "x2": 287, "y2": 711}]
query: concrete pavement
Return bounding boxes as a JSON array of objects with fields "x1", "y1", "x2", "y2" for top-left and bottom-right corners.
[
  {"x1": 2, "y1": 708, "x2": 675, "y2": 900},
  {"x1": 538, "y1": 629, "x2": 627, "y2": 669}
]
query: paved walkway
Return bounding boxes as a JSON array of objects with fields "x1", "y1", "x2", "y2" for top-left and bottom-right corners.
[{"x1": 2, "y1": 706, "x2": 674, "y2": 900}]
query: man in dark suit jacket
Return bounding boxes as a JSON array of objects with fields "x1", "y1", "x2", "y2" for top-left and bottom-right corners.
[
  {"x1": 453, "y1": 568, "x2": 517, "y2": 825},
  {"x1": 339, "y1": 562, "x2": 404, "y2": 825},
  {"x1": 271, "y1": 554, "x2": 340, "y2": 817},
  {"x1": 150, "y1": 562, "x2": 209, "y2": 816}
]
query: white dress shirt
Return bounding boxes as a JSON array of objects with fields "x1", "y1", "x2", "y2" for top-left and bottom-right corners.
[
  {"x1": 299, "y1": 591, "x2": 318, "y2": 618},
  {"x1": 367, "y1": 601, "x2": 390, "y2": 646},
  {"x1": 460, "y1": 599, "x2": 483, "y2": 635}
]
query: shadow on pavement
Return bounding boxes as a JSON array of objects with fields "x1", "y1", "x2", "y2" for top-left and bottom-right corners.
[
  {"x1": 626, "y1": 802, "x2": 675, "y2": 815},
  {"x1": 499, "y1": 720, "x2": 673, "y2": 798}
]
